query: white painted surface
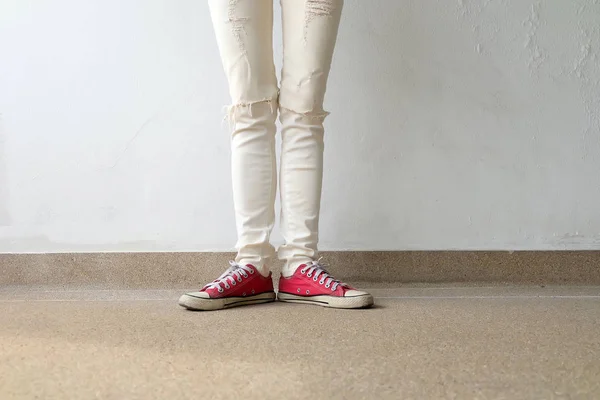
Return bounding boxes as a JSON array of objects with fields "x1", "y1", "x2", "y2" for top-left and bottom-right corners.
[{"x1": 0, "y1": 0, "x2": 599, "y2": 252}]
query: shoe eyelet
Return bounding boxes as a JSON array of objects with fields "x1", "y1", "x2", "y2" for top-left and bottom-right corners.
[
  {"x1": 251, "y1": 289, "x2": 255, "y2": 294},
  {"x1": 218, "y1": 288, "x2": 224, "y2": 293},
  {"x1": 297, "y1": 288, "x2": 301, "y2": 293},
  {"x1": 249, "y1": 269, "x2": 255, "y2": 274},
  {"x1": 325, "y1": 284, "x2": 330, "y2": 288},
  {"x1": 225, "y1": 285, "x2": 230, "y2": 289},
  {"x1": 301, "y1": 269, "x2": 307, "y2": 274},
  {"x1": 306, "y1": 290, "x2": 310, "y2": 295},
  {"x1": 313, "y1": 276, "x2": 318, "y2": 282},
  {"x1": 319, "y1": 279, "x2": 325, "y2": 285},
  {"x1": 307, "y1": 273, "x2": 312, "y2": 278},
  {"x1": 237, "y1": 277, "x2": 243, "y2": 282},
  {"x1": 231, "y1": 280, "x2": 236, "y2": 286},
  {"x1": 243, "y1": 292, "x2": 246, "y2": 296}
]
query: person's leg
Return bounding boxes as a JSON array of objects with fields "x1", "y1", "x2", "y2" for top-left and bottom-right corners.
[
  {"x1": 278, "y1": 0, "x2": 343, "y2": 277},
  {"x1": 277, "y1": 0, "x2": 373, "y2": 309},
  {"x1": 210, "y1": 0, "x2": 278, "y2": 276},
  {"x1": 179, "y1": 0, "x2": 278, "y2": 311}
]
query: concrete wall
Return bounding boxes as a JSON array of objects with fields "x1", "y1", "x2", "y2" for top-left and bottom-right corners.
[{"x1": 0, "y1": 0, "x2": 599, "y2": 252}]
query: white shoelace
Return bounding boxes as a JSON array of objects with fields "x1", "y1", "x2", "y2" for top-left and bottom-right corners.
[
  {"x1": 301, "y1": 259, "x2": 347, "y2": 291},
  {"x1": 204, "y1": 261, "x2": 255, "y2": 293}
]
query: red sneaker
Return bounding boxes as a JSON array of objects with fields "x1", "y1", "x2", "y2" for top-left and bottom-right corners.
[
  {"x1": 278, "y1": 261, "x2": 374, "y2": 309},
  {"x1": 179, "y1": 261, "x2": 276, "y2": 311}
]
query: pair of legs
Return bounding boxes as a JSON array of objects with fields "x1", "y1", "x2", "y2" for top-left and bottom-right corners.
[
  {"x1": 210, "y1": 0, "x2": 343, "y2": 277},
  {"x1": 179, "y1": 0, "x2": 373, "y2": 310}
]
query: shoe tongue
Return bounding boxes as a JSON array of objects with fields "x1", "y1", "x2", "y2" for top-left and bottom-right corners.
[
  {"x1": 216, "y1": 265, "x2": 238, "y2": 281},
  {"x1": 227, "y1": 264, "x2": 238, "y2": 273}
]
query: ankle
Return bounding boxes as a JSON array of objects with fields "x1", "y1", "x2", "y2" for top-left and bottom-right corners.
[
  {"x1": 237, "y1": 259, "x2": 270, "y2": 278},
  {"x1": 281, "y1": 258, "x2": 313, "y2": 278}
]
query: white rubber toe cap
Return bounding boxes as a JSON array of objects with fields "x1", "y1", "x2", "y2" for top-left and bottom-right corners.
[
  {"x1": 182, "y1": 291, "x2": 210, "y2": 299},
  {"x1": 344, "y1": 289, "x2": 370, "y2": 297}
]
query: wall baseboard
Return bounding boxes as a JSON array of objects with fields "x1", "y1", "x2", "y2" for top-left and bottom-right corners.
[{"x1": 1, "y1": 251, "x2": 599, "y2": 288}]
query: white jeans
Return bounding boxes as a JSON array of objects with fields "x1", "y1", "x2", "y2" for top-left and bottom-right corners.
[{"x1": 208, "y1": 0, "x2": 343, "y2": 276}]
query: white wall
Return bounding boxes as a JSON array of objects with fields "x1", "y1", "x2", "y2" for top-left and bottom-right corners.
[{"x1": 0, "y1": 0, "x2": 599, "y2": 253}]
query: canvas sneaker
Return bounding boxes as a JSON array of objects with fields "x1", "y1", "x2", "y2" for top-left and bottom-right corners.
[
  {"x1": 179, "y1": 261, "x2": 276, "y2": 311},
  {"x1": 277, "y1": 261, "x2": 374, "y2": 309}
]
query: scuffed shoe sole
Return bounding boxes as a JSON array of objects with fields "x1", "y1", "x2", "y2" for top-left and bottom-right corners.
[
  {"x1": 178, "y1": 292, "x2": 276, "y2": 311},
  {"x1": 277, "y1": 292, "x2": 374, "y2": 309}
]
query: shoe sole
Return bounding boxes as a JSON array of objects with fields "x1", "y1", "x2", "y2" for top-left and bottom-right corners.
[
  {"x1": 277, "y1": 292, "x2": 374, "y2": 309},
  {"x1": 178, "y1": 292, "x2": 276, "y2": 311}
]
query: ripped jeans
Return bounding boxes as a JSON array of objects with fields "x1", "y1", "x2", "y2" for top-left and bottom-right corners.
[{"x1": 208, "y1": 0, "x2": 343, "y2": 277}]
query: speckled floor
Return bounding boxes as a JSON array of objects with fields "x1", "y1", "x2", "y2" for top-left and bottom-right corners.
[{"x1": 1, "y1": 285, "x2": 599, "y2": 399}]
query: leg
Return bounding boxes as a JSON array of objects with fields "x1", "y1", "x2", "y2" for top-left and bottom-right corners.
[
  {"x1": 275, "y1": 1, "x2": 373, "y2": 309},
  {"x1": 179, "y1": 0, "x2": 278, "y2": 311},
  {"x1": 278, "y1": 0, "x2": 344, "y2": 276},
  {"x1": 208, "y1": 0, "x2": 278, "y2": 276}
]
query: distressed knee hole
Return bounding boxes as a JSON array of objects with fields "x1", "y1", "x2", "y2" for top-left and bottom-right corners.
[
  {"x1": 224, "y1": 96, "x2": 279, "y2": 126},
  {"x1": 280, "y1": 106, "x2": 330, "y2": 122}
]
